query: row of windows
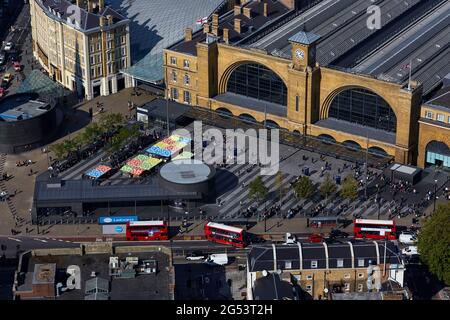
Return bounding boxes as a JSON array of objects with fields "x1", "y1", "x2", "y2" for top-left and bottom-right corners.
[
  {"x1": 286, "y1": 258, "x2": 367, "y2": 269},
  {"x1": 171, "y1": 70, "x2": 191, "y2": 85},
  {"x1": 170, "y1": 56, "x2": 190, "y2": 69},
  {"x1": 170, "y1": 88, "x2": 191, "y2": 104},
  {"x1": 424, "y1": 110, "x2": 450, "y2": 123}
]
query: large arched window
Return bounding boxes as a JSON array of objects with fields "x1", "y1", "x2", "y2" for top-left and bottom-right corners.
[
  {"x1": 227, "y1": 63, "x2": 287, "y2": 106},
  {"x1": 329, "y1": 88, "x2": 397, "y2": 132}
]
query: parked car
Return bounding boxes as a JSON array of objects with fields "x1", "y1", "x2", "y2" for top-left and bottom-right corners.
[
  {"x1": 1, "y1": 73, "x2": 12, "y2": 88},
  {"x1": 399, "y1": 231, "x2": 417, "y2": 245},
  {"x1": 186, "y1": 251, "x2": 206, "y2": 261},
  {"x1": 0, "y1": 53, "x2": 6, "y2": 65},
  {"x1": 329, "y1": 229, "x2": 349, "y2": 239},
  {"x1": 3, "y1": 42, "x2": 13, "y2": 51},
  {"x1": 283, "y1": 232, "x2": 297, "y2": 245},
  {"x1": 308, "y1": 233, "x2": 324, "y2": 243},
  {"x1": 402, "y1": 246, "x2": 418, "y2": 256},
  {"x1": 204, "y1": 253, "x2": 228, "y2": 266}
]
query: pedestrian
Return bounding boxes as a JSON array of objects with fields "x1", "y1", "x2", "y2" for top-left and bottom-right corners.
[
  {"x1": 25, "y1": 227, "x2": 29, "y2": 234},
  {"x1": 29, "y1": 168, "x2": 33, "y2": 176}
]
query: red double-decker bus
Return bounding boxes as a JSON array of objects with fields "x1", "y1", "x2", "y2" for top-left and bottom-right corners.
[
  {"x1": 126, "y1": 221, "x2": 169, "y2": 241},
  {"x1": 204, "y1": 222, "x2": 247, "y2": 248},
  {"x1": 353, "y1": 219, "x2": 396, "y2": 240}
]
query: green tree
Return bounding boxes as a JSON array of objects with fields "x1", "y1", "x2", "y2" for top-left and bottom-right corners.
[
  {"x1": 99, "y1": 113, "x2": 124, "y2": 132},
  {"x1": 49, "y1": 143, "x2": 67, "y2": 160},
  {"x1": 340, "y1": 175, "x2": 358, "y2": 200},
  {"x1": 294, "y1": 176, "x2": 316, "y2": 199},
  {"x1": 320, "y1": 173, "x2": 337, "y2": 200},
  {"x1": 81, "y1": 122, "x2": 102, "y2": 145},
  {"x1": 248, "y1": 176, "x2": 268, "y2": 203},
  {"x1": 417, "y1": 203, "x2": 450, "y2": 285}
]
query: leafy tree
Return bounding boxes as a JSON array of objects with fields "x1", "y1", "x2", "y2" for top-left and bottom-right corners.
[
  {"x1": 417, "y1": 203, "x2": 450, "y2": 285},
  {"x1": 81, "y1": 122, "x2": 102, "y2": 145},
  {"x1": 99, "y1": 113, "x2": 124, "y2": 132},
  {"x1": 320, "y1": 173, "x2": 337, "y2": 200},
  {"x1": 49, "y1": 143, "x2": 67, "y2": 160},
  {"x1": 340, "y1": 175, "x2": 358, "y2": 200},
  {"x1": 248, "y1": 176, "x2": 268, "y2": 203},
  {"x1": 294, "y1": 176, "x2": 316, "y2": 199}
]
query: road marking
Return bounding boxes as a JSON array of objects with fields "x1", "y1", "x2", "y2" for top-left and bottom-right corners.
[
  {"x1": 33, "y1": 238, "x2": 47, "y2": 243},
  {"x1": 58, "y1": 239, "x2": 64, "y2": 242},
  {"x1": 7, "y1": 237, "x2": 22, "y2": 242}
]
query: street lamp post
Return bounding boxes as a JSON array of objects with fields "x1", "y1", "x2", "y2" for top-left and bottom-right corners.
[
  {"x1": 364, "y1": 132, "x2": 369, "y2": 200},
  {"x1": 433, "y1": 179, "x2": 438, "y2": 213},
  {"x1": 166, "y1": 89, "x2": 170, "y2": 137},
  {"x1": 375, "y1": 184, "x2": 380, "y2": 220}
]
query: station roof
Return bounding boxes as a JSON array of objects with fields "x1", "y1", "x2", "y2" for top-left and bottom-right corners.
[
  {"x1": 34, "y1": 178, "x2": 201, "y2": 204},
  {"x1": 109, "y1": 0, "x2": 227, "y2": 82}
]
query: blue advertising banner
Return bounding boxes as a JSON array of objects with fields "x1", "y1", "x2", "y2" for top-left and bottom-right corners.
[{"x1": 98, "y1": 216, "x2": 138, "y2": 225}]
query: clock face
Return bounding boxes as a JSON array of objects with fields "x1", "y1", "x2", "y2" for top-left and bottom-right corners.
[{"x1": 295, "y1": 49, "x2": 305, "y2": 60}]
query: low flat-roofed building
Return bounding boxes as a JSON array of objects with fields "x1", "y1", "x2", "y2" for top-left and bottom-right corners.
[
  {"x1": 246, "y1": 241, "x2": 406, "y2": 300},
  {"x1": 13, "y1": 247, "x2": 174, "y2": 300}
]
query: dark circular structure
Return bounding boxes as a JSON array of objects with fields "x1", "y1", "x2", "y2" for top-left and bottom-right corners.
[
  {"x1": 159, "y1": 159, "x2": 216, "y2": 198},
  {"x1": 0, "y1": 93, "x2": 62, "y2": 153}
]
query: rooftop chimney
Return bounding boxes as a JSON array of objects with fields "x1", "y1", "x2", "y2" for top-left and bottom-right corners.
[
  {"x1": 223, "y1": 28, "x2": 229, "y2": 44},
  {"x1": 87, "y1": 0, "x2": 93, "y2": 13},
  {"x1": 234, "y1": 18, "x2": 241, "y2": 34},
  {"x1": 264, "y1": 3, "x2": 269, "y2": 17},
  {"x1": 184, "y1": 28, "x2": 193, "y2": 41},
  {"x1": 243, "y1": 7, "x2": 252, "y2": 19},
  {"x1": 98, "y1": 0, "x2": 105, "y2": 10},
  {"x1": 76, "y1": 0, "x2": 83, "y2": 8},
  {"x1": 107, "y1": 15, "x2": 113, "y2": 25},
  {"x1": 234, "y1": 5, "x2": 242, "y2": 16},
  {"x1": 203, "y1": 23, "x2": 210, "y2": 34},
  {"x1": 99, "y1": 16, "x2": 107, "y2": 27},
  {"x1": 212, "y1": 13, "x2": 219, "y2": 27}
]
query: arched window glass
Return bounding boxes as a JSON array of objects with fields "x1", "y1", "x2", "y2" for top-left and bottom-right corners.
[
  {"x1": 329, "y1": 88, "x2": 396, "y2": 133},
  {"x1": 227, "y1": 63, "x2": 287, "y2": 106}
]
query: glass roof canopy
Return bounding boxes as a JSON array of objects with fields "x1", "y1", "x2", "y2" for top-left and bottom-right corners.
[{"x1": 109, "y1": 0, "x2": 227, "y2": 83}]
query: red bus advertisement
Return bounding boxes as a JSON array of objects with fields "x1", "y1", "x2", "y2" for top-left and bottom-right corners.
[
  {"x1": 204, "y1": 222, "x2": 247, "y2": 248},
  {"x1": 353, "y1": 219, "x2": 396, "y2": 240},
  {"x1": 126, "y1": 221, "x2": 169, "y2": 241}
]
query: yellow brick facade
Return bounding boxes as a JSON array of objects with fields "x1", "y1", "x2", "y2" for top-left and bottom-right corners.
[{"x1": 164, "y1": 34, "x2": 448, "y2": 168}]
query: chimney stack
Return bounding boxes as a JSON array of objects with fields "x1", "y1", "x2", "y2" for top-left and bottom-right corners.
[
  {"x1": 99, "y1": 16, "x2": 107, "y2": 27},
  {"x1": 234, "y1": 18, "x2": 241, "y2": 34},
  {"x1": 264, "y1": 3, "x2": 269, "y2": 17},
  {"x1": 223, "y1": 28, "x2": 229, "y2": 44},
  {"x1": 87, "y1": 0, "x2": 93, "y2": 13},
  {"x1": 211, "y1": 13, "x2": 219, "y2": 36},
  {"x1": 98, "y1": 0, "x2": 105, "y2": 10},
  {"x1": 234, "y1": 5, "x2": 242, "y2": 16},
  {"x1": 212, "y1": 13, "x2": 219, "y2": 27},
  {"x1": 107, "y1": 15, "x2": 113, "y2": 25},
  {"x1": 203, "y1": 23, "x2": 210, "y2": 34},
  {"x1": 243, "y1": 7, "x2": 252, "y2": 19},
  {"x1": 76, "y1": 0, "x2": 83, "y2": 8},
  {"x1": 184, "y1": 28, "x2": 193, "y2": 41}
]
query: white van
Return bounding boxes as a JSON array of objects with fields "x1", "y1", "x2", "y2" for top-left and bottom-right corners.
[
  {"x1": 204, "y1": 253, "x2": 228, "y2": 266},
  {"x1": 399, "y1": 232, "x2": 417, "y2": 245}
]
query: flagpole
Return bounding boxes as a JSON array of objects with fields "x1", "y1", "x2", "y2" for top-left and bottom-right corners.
[{"x1": 408, "y1": 59, "x2": 412, "y2": 91}]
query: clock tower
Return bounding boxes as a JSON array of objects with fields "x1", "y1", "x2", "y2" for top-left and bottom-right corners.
[{"x1": 289, "y1": 31, "x2": 321, "y2": 70}]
